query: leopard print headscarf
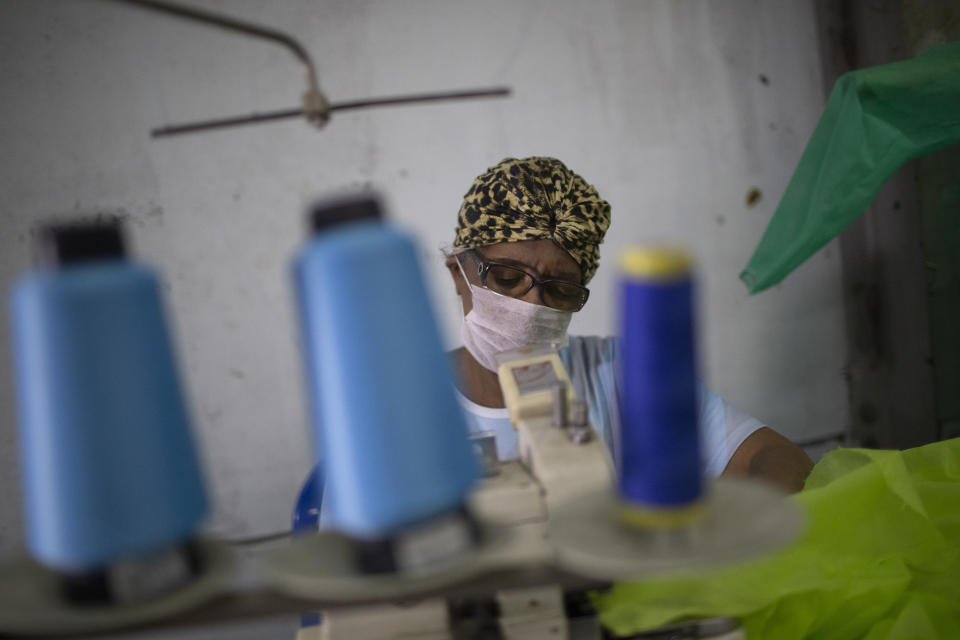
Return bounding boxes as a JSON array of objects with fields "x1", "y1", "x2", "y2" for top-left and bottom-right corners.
[{"x1": 453, "y1": 157, "x2": 611, "y2": 283}]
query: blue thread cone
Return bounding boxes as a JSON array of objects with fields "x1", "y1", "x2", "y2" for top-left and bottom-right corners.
[
  {"x1": 617, "y1": 249, "x2": 702, "y2": 513},
  {"x1": 10, "y1": 222, "x2": 207, "y2": 571},
  {"x1": 294, "y1": 197, "x2": 478, "y2": 538}
]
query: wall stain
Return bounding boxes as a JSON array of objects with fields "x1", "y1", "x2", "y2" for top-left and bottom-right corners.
[{"x1": 745, "y1": 187, "x2": 763, "y2": 208}]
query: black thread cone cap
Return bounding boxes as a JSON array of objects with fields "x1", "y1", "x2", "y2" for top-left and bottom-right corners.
[
  {"x1": 308, "y1": 196, "x2": 383, "y2": 235},
  {"x1": 36, "y1": 218, "x2": 127, "y2": 267}
]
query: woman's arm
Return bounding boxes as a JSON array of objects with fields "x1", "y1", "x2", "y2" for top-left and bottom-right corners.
[{"x1": 723, "y1": 427, "x2": 814, "y2": 493}]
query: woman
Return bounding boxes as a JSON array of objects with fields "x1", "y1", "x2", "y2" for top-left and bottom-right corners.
[{"x1": 445, "y1": 156, "x2": 813, "y2": 493}]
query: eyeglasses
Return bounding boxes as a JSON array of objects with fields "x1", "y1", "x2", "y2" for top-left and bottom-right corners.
[{"x1": 463, "y1": 250, "x2": 590, "y2": 312}]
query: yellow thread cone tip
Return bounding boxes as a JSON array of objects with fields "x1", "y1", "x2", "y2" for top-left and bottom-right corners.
[
  {"x1": 618, "y1": 499, "x2": 706, "y2": 529},
  {"x1": 619, "y1": 247, "x2": 692, "y2": 280}
]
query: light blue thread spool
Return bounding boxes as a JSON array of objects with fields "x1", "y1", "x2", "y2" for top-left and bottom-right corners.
[
  {"x1": 293, "y1": 197, "x2": 479, "y2": 539},
  {"x1": 10, "y1": 221, "x2": 207, "y2": 573}
]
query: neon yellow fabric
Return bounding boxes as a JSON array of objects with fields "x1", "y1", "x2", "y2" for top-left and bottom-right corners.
[{"x1": 594, "y1": 438, "x2": 960, "y2": 639}]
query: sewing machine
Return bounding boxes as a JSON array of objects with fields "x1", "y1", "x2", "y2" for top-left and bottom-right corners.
[
  {"x1": 0, "y1": 344, "x2": 800, "y2": 640},
  {"x1": 294, "y1": 346, "x2": 799, "y2": 640}
]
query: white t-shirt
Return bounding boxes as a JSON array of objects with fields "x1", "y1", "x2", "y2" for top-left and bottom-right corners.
[{"x1": 456, "y1": 335, "x2": 763, "y2": 477}]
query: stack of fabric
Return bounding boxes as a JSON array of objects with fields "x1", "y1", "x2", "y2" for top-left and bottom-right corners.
[{"x1": 595, "y1": 437, "x2": 960, "y2": 639}]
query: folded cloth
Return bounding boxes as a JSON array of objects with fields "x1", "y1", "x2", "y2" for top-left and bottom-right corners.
[
  {"x1": 594, "y1": 437, "x2": 960, "y2": 639},
  {"x1": 740, "y1": 40, "x2": 960, "y2": 294}
]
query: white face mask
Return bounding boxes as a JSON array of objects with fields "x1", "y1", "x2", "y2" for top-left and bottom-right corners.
[{"x1": 457, "y1": 259, "x2": 572, "y2": 371}]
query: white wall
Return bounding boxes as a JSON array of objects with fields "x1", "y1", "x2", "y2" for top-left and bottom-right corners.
[{"x1": 0, "y1": 0, "x2": 847, "y2": 559}]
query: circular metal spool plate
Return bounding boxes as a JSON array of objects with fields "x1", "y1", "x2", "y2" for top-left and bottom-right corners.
[
  {"x1": 0, "y1": 541, "x2": 236, "y2": 637},
  {"x1": 261, "y1": 525, "x2": 543, "y2": 604},
  {"x1": 550, "y1": 476, "x2": 804, "y2": 581}
]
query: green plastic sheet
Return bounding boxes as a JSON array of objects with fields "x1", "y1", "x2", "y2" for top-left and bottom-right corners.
[
  {"x1": 594, "y1": 437, "x2": 960, "y2": 639},
  {"x1": 740, "y1": 40, "x2": 960, "y2": 294}
]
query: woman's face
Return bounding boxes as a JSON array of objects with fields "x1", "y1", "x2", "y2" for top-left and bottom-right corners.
[{"x1": 447, "y1": 238, "x2": 583, "y2": 315}]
